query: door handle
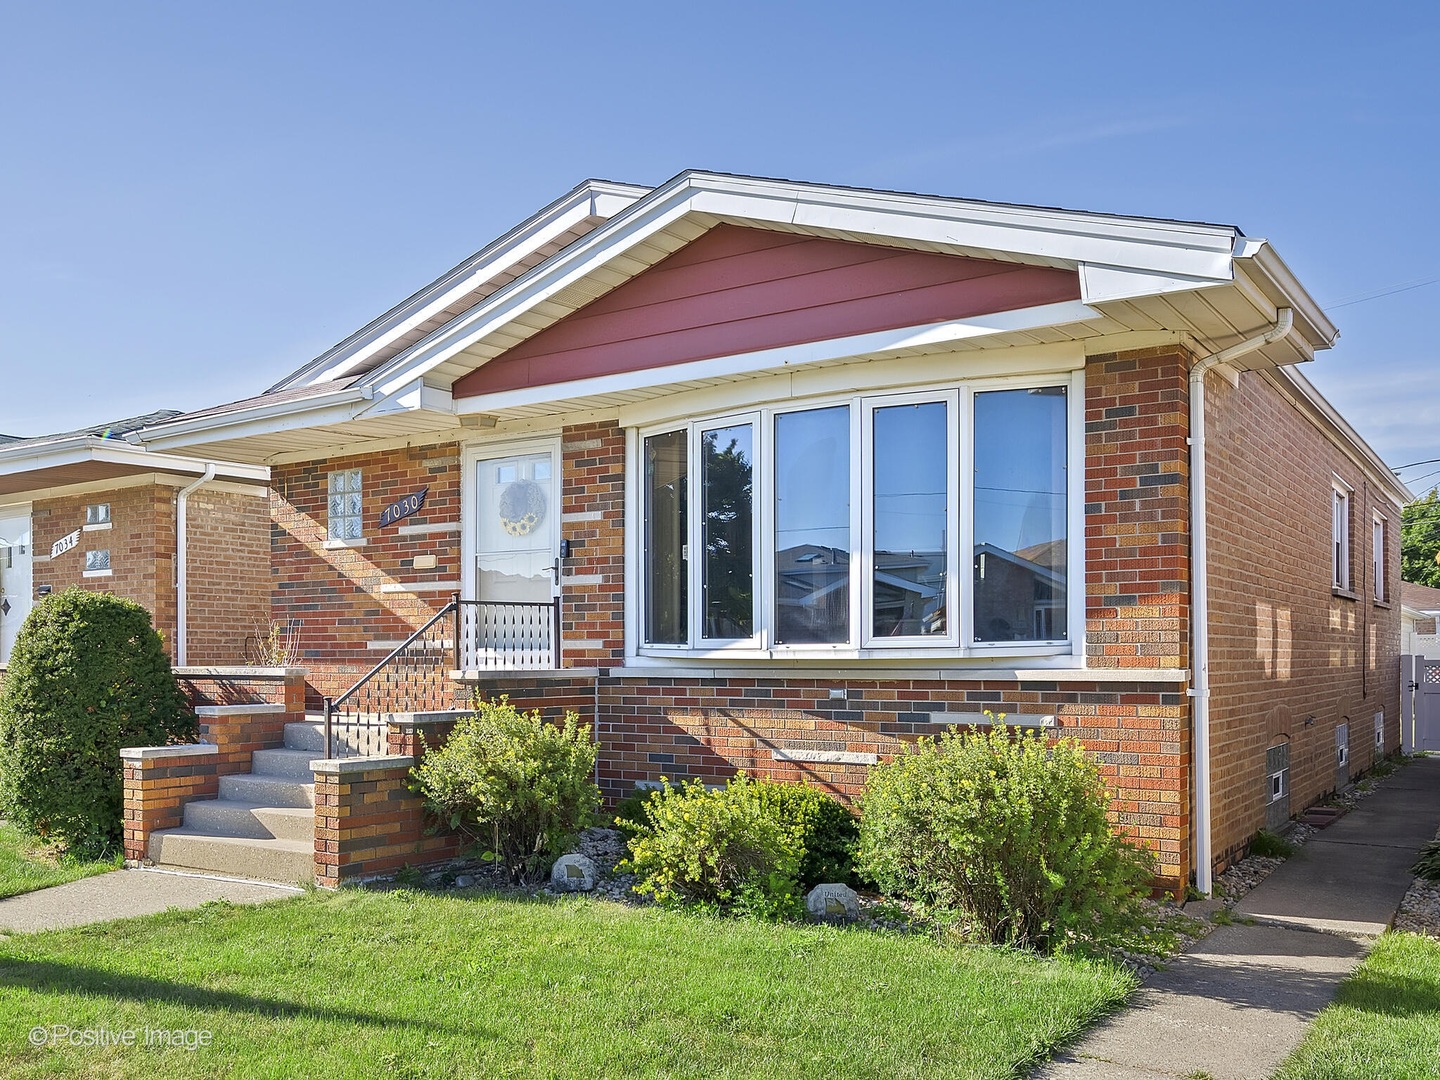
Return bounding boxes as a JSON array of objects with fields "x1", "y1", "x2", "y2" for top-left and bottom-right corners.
[{"x1": 552, "y1": 558, "x2": 561, "y2": 585}]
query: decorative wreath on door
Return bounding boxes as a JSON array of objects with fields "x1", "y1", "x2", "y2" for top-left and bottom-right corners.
[{"x1": 498, "y1": 479, "x2": 546, "y2": 537}]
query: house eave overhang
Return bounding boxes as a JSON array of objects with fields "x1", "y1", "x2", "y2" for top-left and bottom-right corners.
[
  {"x1": 0, "y1": 437, "x2": 269, "y2": 499},
  {"x1": 268, "y1": 179, "x2": 651, "y2": 393},
  {"x1": 131, "y1": 385, "x2": 377, "y2": 459},
  {"x1": 129, "y1": 170, "x2": 1342, "y2": 458}
]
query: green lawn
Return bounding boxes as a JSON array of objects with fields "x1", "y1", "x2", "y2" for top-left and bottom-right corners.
[
  {"x1": 0, "y1": 887, "x2": 1135, "y2": 1079},
  {"x1": 1273, "y1": 932, "x2": 1440, "y2": 1080},
  {"x1": 0, "y1": 823, "x2": 120, "y2": 900}
]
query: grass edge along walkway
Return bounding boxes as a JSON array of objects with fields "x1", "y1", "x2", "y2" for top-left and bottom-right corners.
[
  {"x1": 0, "y1": 886, "x2": 1135, "y2": 1079},
  {"x1": 1270, "y1": 930, "x2": 1440, "y2": 1080},
  {"x1": 0, "y1": 822, "x2": 120, "y2": 901}
]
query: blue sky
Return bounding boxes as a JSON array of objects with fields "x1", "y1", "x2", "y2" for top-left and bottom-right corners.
[{"x1": 2, "y1": 3, "x2": 1436, "y2": 489}]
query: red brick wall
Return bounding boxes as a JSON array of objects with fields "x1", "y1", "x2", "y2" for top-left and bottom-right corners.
[
  {"x1": 32, "y1": 485, "x2": 171, "y2": 642},
  {"x1": 270, "y1": 445, "x2": 463, "y2": 703},
  {"x1": 185, "y1": 487, "x2": 271, "y2": 665},
  {"x1": 1204, "y1": 366, "x2": 1402, "y2": 868},
  {"x1": 28, "y1": 482, "x2": 269, "y2": 665}
]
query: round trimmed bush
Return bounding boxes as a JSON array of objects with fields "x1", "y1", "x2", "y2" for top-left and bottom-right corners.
[
  {"x1": 750, "y1": 780, "x2": 859, "y2": 887},
  {"x1": 856, "y1": 724, "x2": 1155, "y2": 950},
  {"x1": 0, "y1": 588, "x2": 197, "y2": 854}
]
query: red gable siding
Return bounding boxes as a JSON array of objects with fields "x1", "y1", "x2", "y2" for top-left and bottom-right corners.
[{"x1": 454, "y1": 224, "x2": 1080, "y2": 398}]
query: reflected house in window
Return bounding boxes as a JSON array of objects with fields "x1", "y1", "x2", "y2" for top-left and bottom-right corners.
[
  {"x1": 775, "y1": 544, "x2": 850, "y2": 644},
  {"x1": 974, "y1": 540, "x2": 1066, "y2": 642},
  {"x1": 874, "y1": 550, "x2": 945, "y2": 637}
]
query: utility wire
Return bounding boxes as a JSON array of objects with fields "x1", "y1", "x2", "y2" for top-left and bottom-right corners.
[{"x1": 1325, "y1": 276, "x2": 1440, "y2": 310}]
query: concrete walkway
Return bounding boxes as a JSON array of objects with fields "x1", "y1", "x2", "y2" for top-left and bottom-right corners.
[
  {"x1": 0, "y1": 868, "x2": 301, "y2": 934},
  {"x1": 1036, "y1": 755, "x2": 1440, "y2": 1080}
]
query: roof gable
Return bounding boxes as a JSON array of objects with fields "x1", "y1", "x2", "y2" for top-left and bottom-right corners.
[{"x1": 453, "y1": 224, "x2": 1080, "y2": 398}]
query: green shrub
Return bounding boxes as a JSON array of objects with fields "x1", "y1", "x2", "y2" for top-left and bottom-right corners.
[
  {"x1": 856, "y1": 724, "x2": 1155, "y2": 951},
  {"x1": 1413, "y1": 840, "x2": 1440, "y2": 881},
  {"x1": 1249, "y1": 828, "x2": 1296, "y2": 859},
  {"x1": 750, "y1": 781, "x2": 859, "y2": 887},
  {"x1": 0, "y1": 589, "x2": 196, "y2": 855},
  {"x1": 411, "y1": 698, "x2": 599, "y2": 884},
  {"x1": 620, "y1": 774, "x2": 803, "y2": 916},
  {"x1": 612, "y1": 784, "x2": 666, "y2": 835}
]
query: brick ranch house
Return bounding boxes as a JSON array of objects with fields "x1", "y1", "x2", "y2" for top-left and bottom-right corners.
[
  {"x1": 0, "y1": 412, "x2": 271, "y2": 669},
  {"x1": 127, "y1": 171, "x2": 1410, "y2": 895}
]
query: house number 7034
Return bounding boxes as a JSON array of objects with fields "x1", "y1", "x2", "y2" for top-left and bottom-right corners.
[{"x1": 377, "y1": 487, "x2": 428, "y2": 529}]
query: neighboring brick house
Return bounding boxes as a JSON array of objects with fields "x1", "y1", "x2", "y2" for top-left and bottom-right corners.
[
  {"x1": 133, "y1": 172, "x2": 1410, "y2": 894},
  {"x1": 0, "y1": 412, "x2": 271, "y2": 668}
]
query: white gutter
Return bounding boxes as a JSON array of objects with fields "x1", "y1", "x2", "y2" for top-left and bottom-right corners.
[
  {"x1": 1190, "y1": 306, "x2": 1293, "y2": 894},
  {"x1": 174, "y1": 463, "x2": 217, "y2": 666}
]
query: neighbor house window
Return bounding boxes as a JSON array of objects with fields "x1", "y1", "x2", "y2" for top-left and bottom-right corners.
[
  {"x1": 84, "y1": 503, "x2": 110, "y2": 528},
  {"x1": 328, "y1": 469, "x2": 363, "y2": 541},
  {"x1": 639, "y1": 378, "x2": 1072, "y2": 654},
  {"x1": 84, "y1": 549, "x2": 111, "y2": 575},
  {"x1": 1332, "y1": 483, "x2": 1351, "y2": 591},
  {"x1": 1373, "y1": 514, "x2": 1386, "y2": 601}
]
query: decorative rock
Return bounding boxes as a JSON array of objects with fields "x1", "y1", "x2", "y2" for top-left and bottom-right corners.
[
  {"x1": 805, "y1": 882, "x2": 860, "y2": 921},
  {"x1": 550, "y1": 853, "x2": 598, "y2": 892},
  {"x1": 453, "y1": 874, "x2": 475, "y2": 889}
]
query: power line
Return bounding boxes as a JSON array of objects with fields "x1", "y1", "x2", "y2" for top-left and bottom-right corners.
[{"x1": 1325, "y1": 276, "x2": 1440, "y2": 310}]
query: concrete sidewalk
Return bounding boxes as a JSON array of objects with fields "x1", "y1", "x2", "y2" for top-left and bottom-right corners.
[
  {"x1": 0, "y1": 868, "x2": 301, "y2": 934},
  {"x1": 1035, "y1": 755, "x2": 1440, "y2": 1080}
]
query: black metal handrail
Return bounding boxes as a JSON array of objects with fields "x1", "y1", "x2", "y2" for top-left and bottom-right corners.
[{"x1": 322, "y1": 594, "x2": 561, "y2": 758}]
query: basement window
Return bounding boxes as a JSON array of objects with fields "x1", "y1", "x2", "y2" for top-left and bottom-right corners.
[{"x1": 1269, "y1": 770, "x2": 1287, "y2": 803}]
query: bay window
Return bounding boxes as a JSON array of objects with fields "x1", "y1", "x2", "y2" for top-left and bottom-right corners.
[{"x1": 639, "y1": 376, "x2": 1075, "y2": 655}]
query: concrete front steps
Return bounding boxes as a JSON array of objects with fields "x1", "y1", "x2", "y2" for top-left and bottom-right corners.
[{"x1": 147, "y1": 721, "x2": 339, "y2": 885}]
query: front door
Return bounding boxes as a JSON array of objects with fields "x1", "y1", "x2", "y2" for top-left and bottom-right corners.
[
  {"x1": 466, "y1": 442, "x2": 560, "y2": 668},
  {"x1": 0, "y1": 510, "x2": 34, "y2": 664}
]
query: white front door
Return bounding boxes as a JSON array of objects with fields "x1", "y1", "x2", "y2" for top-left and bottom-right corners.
[
  {"x1": 463, "y1": 441, "x2": 561, "y2": 668},
  {"x1": 0, "y1": 509, "x2": 34, "y2": 664}
]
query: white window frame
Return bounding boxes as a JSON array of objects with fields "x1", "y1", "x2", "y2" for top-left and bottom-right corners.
[
  {"x1": 1332, "y1": 480, "x2": 1351, "y2": 592},
  {"x1": 629, "y1": 370, "x2": 1083, "y2": 662},
  {"x1": 1373, "y1": 512, "x2": 1386, "y2": 602}
]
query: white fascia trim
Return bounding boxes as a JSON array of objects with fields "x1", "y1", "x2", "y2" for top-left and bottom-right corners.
[
  {"x1": 355, "y1": 378, "x2": 454, "y2": 419},
  {"x1": 452, "y1": 301, "x2": 1099, "y2": 416},
  {"x1": 0, "y1": 437, "x2": 269, "y2": 483},
  {"x1": 689, "y1": 172, "x2": 1241, "y2": 279},
  {"x1": 269, "y1": 179, "x2": 651, "y2": 393},
  {"x1": 1266, "y1": 366, "x2": 1413, "y2": 507},
  {"x1": 131, "y1": 386, "x2": 374, "y2": 453},
  {"x1": 1234, "y1": 239, "x2": 1338, "y2": 351},
  {"x1": 365, "y1": 172, "x2": 1243, "y2": 401}
]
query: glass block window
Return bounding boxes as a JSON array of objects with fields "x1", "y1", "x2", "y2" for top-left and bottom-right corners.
[
  {"x1": 85, "y1": 503, "x2": 110, "y2": 526},
  {"x1": 328, "y1": 469, "x2": 363, "y2": 541},
  {"x1": 85, "y1": 549, "x2": 110, "y2": 572}
]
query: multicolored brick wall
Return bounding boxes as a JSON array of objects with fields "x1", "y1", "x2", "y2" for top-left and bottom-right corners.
[
  {"x1": 559, "y1": 423, "x2": 625, "y2": 666},
  {"x1": 184, "y1": 487, "x2": 272, "y2": 664},
  {"x1": 464, "y1": 671, "x2": 1191, "y2": 890},
  {"x1": 1203, "y1": 366, "x2": 1402, "y2": 868},
  {"x1": 1083, "y1": 346, "x2": 1192, "y2": 672}
]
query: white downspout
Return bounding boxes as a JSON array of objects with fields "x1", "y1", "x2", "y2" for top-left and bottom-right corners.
[
  {"x1": 1190, "y1": 306, "x2": 1293, "y2": 894},
  {"x1": 175, "y1": 464, "x2": 217, "y2": 667}
]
